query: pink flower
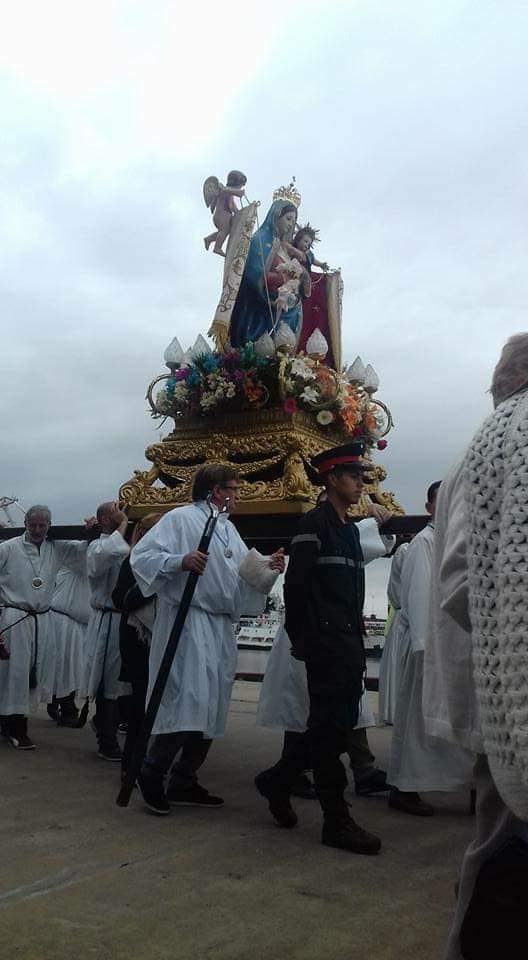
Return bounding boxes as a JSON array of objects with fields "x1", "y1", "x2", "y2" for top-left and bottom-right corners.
[
  {"x1": 175, "y1": 367, "x2": 190, "y2": 381},
  {"x1": 377, "y1": 439, "x2": 388, "y2": 450},
  {"x1": 283, "y1": 397, "x2": 297, "y2": 415}
]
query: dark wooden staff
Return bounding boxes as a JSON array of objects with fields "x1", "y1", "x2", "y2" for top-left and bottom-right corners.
[{"x1": 117, "y1": 497, "x2": 228, "y2": 807}]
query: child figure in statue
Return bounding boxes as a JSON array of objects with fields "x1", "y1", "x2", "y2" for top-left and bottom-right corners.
[
  {"x1": 203, "y1": 170, "x2": 247, "y2": 257},
  {"x1": 275, "y1": 258, "x2": 305, "y2": 327},
  {"x1": 286, "y1": 223, "x2": 329, "y2": 273}
]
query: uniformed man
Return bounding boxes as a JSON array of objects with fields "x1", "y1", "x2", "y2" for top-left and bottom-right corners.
[{"x1": 255, "y1": 442, "x2": 383, "y2": 855}]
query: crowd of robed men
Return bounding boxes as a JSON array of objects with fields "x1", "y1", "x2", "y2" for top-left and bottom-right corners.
[{"x1": 1, "y1": 334, "x2": 527, "y2": 960}]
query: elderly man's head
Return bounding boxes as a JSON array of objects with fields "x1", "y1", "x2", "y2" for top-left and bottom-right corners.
[
  {"x1": 491, "y1": 333, "x2": 528, "y2": 407},
  {"x1": 25, "y1": 505, "x2": 51, "y2": 545},
  {"x1": 96, "y1": 501, "x2": 122, "y2": 534}
]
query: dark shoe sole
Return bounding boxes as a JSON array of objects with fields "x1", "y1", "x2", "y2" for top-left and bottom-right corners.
[
  {"x1": 143, "y1": 801, "x2": 171, "y2": 816},
  {"x1": 322, "y1": 835, "x2": 381, "y2": 856},
  {"x1": 355, "y1": 785, "x2": 392, "y2": 796},
  {"x1": 388, "y1": 797, "x2": 434, "y2": 817},
  {"x1": 167, "y1": 799, "x2": 224, "y2": 807}
]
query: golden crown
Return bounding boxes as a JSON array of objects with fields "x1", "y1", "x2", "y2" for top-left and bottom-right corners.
[{"x1": 272, "y1": 177, "x2": 302, "y2": 208}]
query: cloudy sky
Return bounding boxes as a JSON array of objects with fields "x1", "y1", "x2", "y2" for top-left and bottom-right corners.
[{"x1": 1, "y1": 0, "x2": 526, "y2": 609}]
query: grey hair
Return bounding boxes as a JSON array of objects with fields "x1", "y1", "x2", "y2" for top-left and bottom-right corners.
[
  {"x1": 25, "y1": 504, "x2": 52, "y2": 523},
  {"x1": 491, "y1": 333, "x2": 528, "y2": 407}
]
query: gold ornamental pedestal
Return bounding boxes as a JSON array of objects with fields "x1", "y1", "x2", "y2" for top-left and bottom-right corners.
[{"x1": 119, "y1": 406, "x2": 403, "y2": 530}]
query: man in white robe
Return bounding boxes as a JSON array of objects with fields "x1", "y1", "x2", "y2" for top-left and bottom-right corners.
[
  {"x1": 81, "y1": 501, "x2": 130, "y2": 761},
  {"x1": 47, "y1": 559, "x2": 91, "y2": 726},
  {"x1": 378, "y1": 539, "x2": 410, "y2": 725},
  {"x1": 388, "y1": 482, "x2": 473, "y2": 816},
  {"x1": 256, "y1": 511, "x2": 395, "y2": 796},
  {"x1": 131, "y1": 463, "x2": 285, "y2": 815},
  {"x1": 424, "y1": 335, "x2": 528, "y2": 960},
  {"x1": 0, "y1": 505, "x2": 88, "y2": 749}
]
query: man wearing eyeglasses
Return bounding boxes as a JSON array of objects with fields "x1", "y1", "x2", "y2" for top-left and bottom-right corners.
[{"x1": 131, "y1": 463, "x2": 285, "y2": 815}]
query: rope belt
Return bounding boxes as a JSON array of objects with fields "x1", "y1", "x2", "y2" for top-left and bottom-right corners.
[
  {"x1": 50, "y1": 607, "x2": 87, "y2": 625},
  {"x1": 0, "y1": 604, "x2": 51, "y2": 689}
]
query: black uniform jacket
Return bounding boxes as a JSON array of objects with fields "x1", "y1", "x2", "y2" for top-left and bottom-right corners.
[{"x1": 284, "y1": 500, "x2": 366, "y2": 668}]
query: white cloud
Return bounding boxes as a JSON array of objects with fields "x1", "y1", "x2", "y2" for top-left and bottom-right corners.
[{"x1": 1, "y1": 1, "x2": 527, "y2": 616}]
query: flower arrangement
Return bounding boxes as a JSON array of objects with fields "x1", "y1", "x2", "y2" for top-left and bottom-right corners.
[
  {"x1": 153, "y1": 344, "x2": 389, "y2": 449},
  {"x1": 154, "y1": 345, "x2": 277, "y2": 418}
]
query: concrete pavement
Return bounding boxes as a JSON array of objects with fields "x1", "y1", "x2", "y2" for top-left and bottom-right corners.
[{"x1": 0, "y1": 685, "x2": 474, "y2": 960}]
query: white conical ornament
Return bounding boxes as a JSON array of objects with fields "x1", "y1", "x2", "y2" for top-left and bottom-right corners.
[
  {"x1": 253, "y1": 333, "x2": 276, "y2": 358},
  {"x1": 189, "y1": 334, "x2": 212, "y2": 359},
  {"x1": 363, "y1": 363, "x2": 380, "y2": 394},
  {"x1": 274, "y1": 322, "x2": 297, "y2": 354},
  {"x1": 163, "y1": 337, "x2": 184, "y2": 369},
  {"x1": 347, "y1": 356, "x2": 366, "y2": 383},
  {"x1": 306, "y1": 327, "x2": 328, "y2": 359}
]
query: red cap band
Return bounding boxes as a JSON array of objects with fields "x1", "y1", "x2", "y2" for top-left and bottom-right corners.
[{"x1": 317, "y1": 454, "x2": 366, "y2": 475}]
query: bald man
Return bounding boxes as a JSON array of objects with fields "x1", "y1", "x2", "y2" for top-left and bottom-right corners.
[{"x1": 81, "y1": 502, "x2": 130, "y2": 760}]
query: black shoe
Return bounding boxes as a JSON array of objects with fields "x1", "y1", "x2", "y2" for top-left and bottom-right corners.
[
  {"x1": 291, "y1": 773, "x2": 317, "y2": 800},
  {"x1": 166, "y1": 783, "x2": 224, "y2": 807},
  {"x1": 8, "y1": 733, "x2": 36, "y2": 750},
  {"x1": 254, "y1": 772, "x2": 298, "y2": 828},
  {"x1": 47, "y1": 703, "x2": 60, "y2": 722},
  {"x1": 97, "y1": 744, "x2": 123, "y2": 762},
  {"x1": 354, "y1": 768, "x2": 391, "y2": 796},
  {"x1": 322, "y1": 816, "x2": 381, "y2": 855},
  {"x1": 388, "y1": 789, "x2": 434, "y2": 816},
  {"x1": 57, "y1": 715, "x2": 80, "y2": 728},
  {"x1": 137, "y1": 772, "x2": 170, "y2": 815}
]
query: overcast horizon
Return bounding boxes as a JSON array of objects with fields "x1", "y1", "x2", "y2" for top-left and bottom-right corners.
[{"x1": 2, "y1": 0, "x2": 526, "y2": 611}]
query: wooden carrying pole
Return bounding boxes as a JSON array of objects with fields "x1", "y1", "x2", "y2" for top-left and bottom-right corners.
[{"x1": 116, "y1": 497, "x2": 227, "y2": 808}]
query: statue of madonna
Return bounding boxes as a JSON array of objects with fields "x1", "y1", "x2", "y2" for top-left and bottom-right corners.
[{"x1": 209, "y1": 198, "x2": 312, "y2": 351}]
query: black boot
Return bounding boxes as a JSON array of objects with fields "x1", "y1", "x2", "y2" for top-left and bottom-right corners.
[
  {"x1": 254, "y1": 771, "x2": 298, "y2": 828},
  {"x1": 6, "y1": 716, "x2": 35, "y2": 750},
  {"x1": 47, "y1": 698, "x2": 60, "y2": 722},
  {"x1": 322, "y1": 814, "x2": 381, "y2": 855},
  {"x1": 57, "y1": 692, "x2": 80, "y2": 727}
]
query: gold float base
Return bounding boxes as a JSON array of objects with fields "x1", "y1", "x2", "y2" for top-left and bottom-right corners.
[{"x1": 119, "y1": 407, "x2": 404, "y2": 520}]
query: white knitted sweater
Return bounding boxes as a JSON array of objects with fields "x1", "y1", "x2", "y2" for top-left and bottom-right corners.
[{"x1": 464, "y1": 388, "x2": 528, "y2": 819}]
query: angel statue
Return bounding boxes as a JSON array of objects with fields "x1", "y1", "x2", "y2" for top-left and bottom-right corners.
[{"x1": 203, "y1": 170, "x2": 247, "y2": 257}]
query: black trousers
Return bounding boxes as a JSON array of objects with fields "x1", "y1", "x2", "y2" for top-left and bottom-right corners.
[
  {"x1": 93, "y1": 697, "x2": 119, "y2": 750},
  {"x1": 121, "y1": 681, "x2": 148, "y2": 773},
  {"x1": 263, "y1": 647, "x2": 364, "y2": 821},
  {"x1": 142, "y1": 731, "x2": 213, "y2": 789}
]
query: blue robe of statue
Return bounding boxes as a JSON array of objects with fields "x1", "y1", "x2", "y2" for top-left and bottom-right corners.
[{"x1": 229, "y1": 200, "x2": 303, "y2": 348}]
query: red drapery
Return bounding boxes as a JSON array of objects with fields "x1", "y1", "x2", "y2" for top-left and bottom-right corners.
[{"x1": 298, "y1": 273, "x2": 336, "y2": 368}]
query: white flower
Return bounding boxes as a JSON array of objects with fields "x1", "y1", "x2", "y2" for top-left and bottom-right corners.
[
  {"x1": 317, "y1": 410, "x2": 335, "y2": 426},
  {"x1": 199, "y1": 393, "x2": 217, "y2": 411},
  {"x1": 290, "y1": 358, "x2": 315, "y2": 380},
  {"x1": 300, "y1": 386, "x2": 319, "y2": 404},
  {"x1": 173, "y1": 384, "x2": 189, "y2": 402}
]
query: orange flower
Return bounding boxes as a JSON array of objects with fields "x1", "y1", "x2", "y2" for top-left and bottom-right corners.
[
  {"x1": 315, "y1": 367, "x2": 337, "y2": 399},
  {"x1": 340, "y1": 403, "x2": 361, "y2": 432}
]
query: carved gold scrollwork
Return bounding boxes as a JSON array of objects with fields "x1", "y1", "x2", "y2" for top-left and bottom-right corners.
[{"x1": 119, "y1": 406, "x2": 403, "y2": 517}]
